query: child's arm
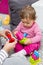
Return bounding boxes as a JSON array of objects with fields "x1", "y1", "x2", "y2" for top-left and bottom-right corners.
[
  {"x1": 23, "y1": 24, "x2": 42, "y2": 45},
  {"x1": 12, "y1": 22, "x2": 22, "y2": 36},
  {"x1": 30, "y1": 24, "x2": 42, "y2": 43}
]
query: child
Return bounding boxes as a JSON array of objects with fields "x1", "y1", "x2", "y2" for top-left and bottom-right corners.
[{"x1": 13, "y1": 5, "x2": 42, "y2": 56}]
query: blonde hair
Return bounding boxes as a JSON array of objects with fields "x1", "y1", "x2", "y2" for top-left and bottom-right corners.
[{"x1": 20, "y1": 5, "x2": 36, "y2": 20}]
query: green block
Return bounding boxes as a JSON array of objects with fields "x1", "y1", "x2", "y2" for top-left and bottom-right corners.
[
  {"x1": 19, "y1": 38, "x2": 27, "y2": 44},
  {"x1": 29, "y1": 56, "x2": 41, "y2": 65},
  {"x1": 29, "y1": 56, "x2": 35, "y2": 64}
]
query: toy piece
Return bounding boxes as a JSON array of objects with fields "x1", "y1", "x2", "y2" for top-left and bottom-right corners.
[
  {"x1": 29, "y1": 50, "x2": 41, "y2": 65},
  {"x1": 32, "y1": 50, "x2": 39, "y2": 60},
  {"x1": 15, "y1": 31, "x2": 28, "y2": 44},
  {"x1": 5, "y1": 31, "x2": 15, "y2": 43},
  {"x1": 15, "y1": 31, "x2": 23, "y2": 40},
  {"x1": 29, "y1": 56, "x2": 41, "y2": 65},
  {"x1": 19, "y1": 38, "x2": 27, "y2": 44},
  {"x1": 23, "y1": 33, "x2": 28, "y2": 37}
]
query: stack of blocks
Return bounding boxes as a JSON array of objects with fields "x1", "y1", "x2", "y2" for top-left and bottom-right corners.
[
  {"x1": 15, "y1": 31, "x2": 28, "y2": 44},
  {"x1": 29, "y1": 50, "x2": 41, "y2": 65}
]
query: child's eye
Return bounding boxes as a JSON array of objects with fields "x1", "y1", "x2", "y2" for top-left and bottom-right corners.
[
  {"x1": 25, "y1": 22, "x2": 29, "y2": 24},
  {"x1": 27, "y1": 22, "x2": 30, "y2": 24}
]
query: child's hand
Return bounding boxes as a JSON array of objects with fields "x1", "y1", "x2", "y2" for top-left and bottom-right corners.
[
  {"x1": 12, "y1": 30, "x2": 18, "y2": 38},
  {"x1": 13, "y1": 30, "x2": 18, "y2": 35},
  {"x1": 24, "y1": 38, "x2": 32, "y2": 45},
  {"x1": 3, "y1": 38, "x2": 17, "y2": 53}
]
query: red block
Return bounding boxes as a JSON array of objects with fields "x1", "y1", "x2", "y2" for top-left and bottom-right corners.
[{"x1": 5, "y1": 31, "x2": 15, "y2": 43}]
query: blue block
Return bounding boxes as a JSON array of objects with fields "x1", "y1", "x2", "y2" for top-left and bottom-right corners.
[
  {"x1": 23, "y1": 33, "x2": 28, "y2": 37},
  {"x1": 34, "y1": 50, "x2": 39, "y2": 57}
]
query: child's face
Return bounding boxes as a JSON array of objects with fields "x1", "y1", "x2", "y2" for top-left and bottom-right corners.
[{"x1": 21, "y1": 18, "x2": 34, "y2": 28}]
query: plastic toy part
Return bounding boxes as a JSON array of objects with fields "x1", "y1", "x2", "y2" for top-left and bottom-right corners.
[
  {"x1": 29, "y1": 50, "x2": 41, "y2": 65},
  {"x1": 23, "y1": 33, "x2": 28, "y2": 37},
  {"x1": 15, "y1": 31, "x2": 28, "y2": 44},
  {"x1": 32, "y1": 54, "x2": 39, "y2": 60},
  {"x1": 29, "y1": 56, "x2": 41, "y2": 65},
  {"x1": 15, "y1": 31, "x2": 23, "y2": 40},
  {"x1": 5, "y1": 31, "x2": 15, "y2": 43},
  {"x1": 34, "y1": 50, "x2": 39, "y2": 58},
  {"x1": 31, "y1": 50, "x2": 39, "y2": 60},
  {"x1": 19, "y1": 38, "x2": 27, "y2": 44}
]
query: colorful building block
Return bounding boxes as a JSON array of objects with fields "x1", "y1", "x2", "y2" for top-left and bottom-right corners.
[
  {"x1": 23, "y1": 33, "x2": 28, "y2": 37},
  {"x1": 5, "y1": 31, "x2": 15, "y2": 43},
  {"x1": 34, "y1": 50, "x2": 39, "y2": 57},
  {"x1": 15, "y1": 31, "x2": 28, "y2": 44},
  {"x1": 15, "y1": 31, "x2": 23, "y2": 40},
  {"x1": 32, "y1": 54, "x2": 39, "y2": 60},
  {"x1": 29, "y1": 50, "x2": 41, "y2": 65},
  {"x1": 19, "y1": 38, "x2": 27, "y2": 44},
  {"x1": 29, "y1": 56, "x2": 41, "y2": 65}
]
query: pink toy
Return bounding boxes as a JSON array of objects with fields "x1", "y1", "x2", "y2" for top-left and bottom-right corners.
[
  {"x1": 15, "y1": 31, "x2": 24, "y2": 40},
  {"x1": 32, "y1": 54, "x2": 39, "y2": 60}
]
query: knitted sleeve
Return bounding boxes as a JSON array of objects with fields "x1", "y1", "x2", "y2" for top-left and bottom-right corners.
[{"x1": 0, "y1": 49, "x2": 8, "y2": 64}]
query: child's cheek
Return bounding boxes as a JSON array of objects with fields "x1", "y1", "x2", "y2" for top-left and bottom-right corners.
[{"x1": 23, "y1": 23, "x2": 26, "y2": 26}]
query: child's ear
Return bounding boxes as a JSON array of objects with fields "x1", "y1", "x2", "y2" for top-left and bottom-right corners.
[{"x1": 3, "y1": 15, "x2": 10, "y2": 25}]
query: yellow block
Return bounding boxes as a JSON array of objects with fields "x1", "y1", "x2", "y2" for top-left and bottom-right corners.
[
  {"x1": 2, "y1": 15, "x2": 10, "y2": 25},
  {"x1": 29, "y1": 56, "x2": 41, "y2": 65}
]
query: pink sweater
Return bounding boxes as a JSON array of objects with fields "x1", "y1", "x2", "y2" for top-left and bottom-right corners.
[{"x1": 14, "y1": 21, "x2": 42, "y2": 43}]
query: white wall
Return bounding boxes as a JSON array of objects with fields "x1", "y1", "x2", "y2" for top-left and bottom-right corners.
[{"x1": 32, "y1": 0, "x2": 43, "y2": 31}]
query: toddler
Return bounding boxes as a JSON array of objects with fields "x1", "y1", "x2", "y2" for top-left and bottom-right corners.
[{"x1": 13, "y1": 5, "x2": 42, "y2": 56}]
